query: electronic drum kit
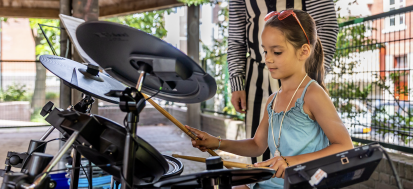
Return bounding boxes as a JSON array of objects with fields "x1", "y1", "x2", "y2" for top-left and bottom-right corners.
[
  {"x1": 0, "y1": 15, "x2": 275, "y2": 189},
  {"x1": 0, "y1": 14, "x2": 390, "y2": 189}
]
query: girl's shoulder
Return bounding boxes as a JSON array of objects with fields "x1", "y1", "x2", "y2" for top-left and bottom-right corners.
[
  {"x1": 265, "y1": 92, "x2": 278, "y2": 106},
  {"x1": 304, "y1": 81, "x2": 330, "y2": 103}
]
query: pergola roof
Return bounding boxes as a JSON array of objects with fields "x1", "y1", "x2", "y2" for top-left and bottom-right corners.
[{"x1": 0, "y1": 0, "x2": 183, "y2": 19}]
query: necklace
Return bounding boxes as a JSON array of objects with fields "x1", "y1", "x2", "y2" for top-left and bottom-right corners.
[{"x1": 270, "y1": 74, "x2": 307, "y2": 157}]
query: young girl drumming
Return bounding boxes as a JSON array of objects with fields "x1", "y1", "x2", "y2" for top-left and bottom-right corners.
[{"x1": 185, "y1": 9, "x2": 353, "y2": 189}]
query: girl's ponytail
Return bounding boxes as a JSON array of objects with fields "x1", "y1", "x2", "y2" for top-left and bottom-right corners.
[{"x1": 306, "y1": 37, "x2": 327, "y2": 91}]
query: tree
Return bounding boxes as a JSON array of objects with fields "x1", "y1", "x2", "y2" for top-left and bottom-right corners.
[
  {"x1": 28, "y1": 19, "x2": 60, "y2": 111},
  {"x1": 106, "y1": 10, "x2": 172, "y2": 39}
]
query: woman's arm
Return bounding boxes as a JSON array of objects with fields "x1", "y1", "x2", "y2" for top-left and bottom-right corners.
[
  {"x1": 287, "y1": 83, "x2": 353, "y2": 165},
  {"x1": 187, "y1": 94, "x2": 275, "y2": 157},
  {"x1": 228, "y1": 0, "x2": 248, "y2": 92},
  {"x1": 306, "y1": 0, "x2": 339, "y2": 73}
]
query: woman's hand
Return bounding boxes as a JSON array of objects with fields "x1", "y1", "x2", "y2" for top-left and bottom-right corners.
[
  {"x1": 231, "y1": 90, "x2": 247, "y2": 113},
  {"x1": 253, "y1": 156, "x2": 289, "y2": 178},
  {"x1": 185, "y1": 125, "x2": 220, "y2": 152}
]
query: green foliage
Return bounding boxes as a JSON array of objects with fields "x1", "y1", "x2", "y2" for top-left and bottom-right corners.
[
  {"x1": 46, "y1": 92, "x2": 59, "y2": 100},
  {"x1": 178, "y1": 0, "x2": 211, "y2": 6},
  {"x1": 0, "y1": 83, "x2": 28, "y2": 101},
  {"x1": 106, "y1": 10, "x2": 172, "y2": 39},
  {"x1": 333, "y1": 24, "x2": 379, "y2": 75},
  {"x1": 31, "y1": 108, "x2": 48, "y2": 123},
  {"x1": 200, "y1": 1, "x2": 241, "y2": 117},
  {"x1": 330, "y1": 7, "x2": 413, "y2": 145},
  {"x1": 29, "y1": 19, "x2": 60, "y2": 57}
]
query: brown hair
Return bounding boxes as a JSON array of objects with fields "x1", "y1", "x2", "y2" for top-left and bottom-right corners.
[{"x1": 264, "y1": 9, "x2": 327, "y2": 91}]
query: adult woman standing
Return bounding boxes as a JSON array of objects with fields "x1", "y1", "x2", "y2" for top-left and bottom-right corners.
[{"x1": 228, "y1": 0, "x2": 338, "y2": 163}]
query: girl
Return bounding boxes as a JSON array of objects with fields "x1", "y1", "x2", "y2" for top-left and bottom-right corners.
[{"x1": 186, "y1": 9, "x2": 353, "y2": 189}]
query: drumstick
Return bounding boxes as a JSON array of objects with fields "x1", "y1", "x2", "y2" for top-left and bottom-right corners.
[
  {"x1": 172, "y1": 154, "x2": 269, "y2": 169},
  {"x1": 142, "y1": 93, "x2": 219, "y2": 157}
]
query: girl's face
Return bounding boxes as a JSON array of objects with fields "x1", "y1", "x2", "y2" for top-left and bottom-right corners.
[{"x1": 261, "y1": 26, "x2": 305, "y2": 79}]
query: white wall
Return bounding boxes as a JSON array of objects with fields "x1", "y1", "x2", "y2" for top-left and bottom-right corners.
[{"x1": 164, "y1": 7, "x2": 185, "y2": 49}]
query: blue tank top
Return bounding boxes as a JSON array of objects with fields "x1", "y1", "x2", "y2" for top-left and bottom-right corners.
[{"x1": 253, "y1": 80, "x2": 329, "y2": 189}]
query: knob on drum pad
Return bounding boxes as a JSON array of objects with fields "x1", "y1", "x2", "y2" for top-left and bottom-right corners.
[
  {"x1": 76, "y1": 21, "x2": 216, "y2": 103},
  {"x1": 39, "y1": 55, "x2": 125, "y2": 104}
]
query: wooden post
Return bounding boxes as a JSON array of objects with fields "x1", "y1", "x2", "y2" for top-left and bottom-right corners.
[
  {"x1": 59, "y1": 0, "x2": 72, "y2": 109},
  {"x1": 58, "y1": 0, "x2": 72, "y2": 170},
  {"x1": 186, "y1": 5, "x2": 201, "y2": 129},
  {"x1": 71, "y1": 0, "x2": 99, "y2": 114}
]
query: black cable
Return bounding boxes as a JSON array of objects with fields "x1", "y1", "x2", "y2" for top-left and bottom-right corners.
[
  {"x1": 38, "y1": 24, "x2": 58, "y2": 56},
  {"x1": 145, "y1": 87, "x2": 162, "y2": 101},
  {"x1": 380, "y1": 147, "x2": 403, "y2": 189},
  {"x1": 21, "y1": 138, "x2": 66, "y2": 170},
  {"x1": 80, "y1": 164, "x2": 92, "y2": 188}
]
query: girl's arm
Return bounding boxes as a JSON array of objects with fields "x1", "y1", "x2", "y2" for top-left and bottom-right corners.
[
  {"x1": 186, "y1": 94, "x2": 275, "y2": 157},
  {"x1": 254, "y1": 84, "x2": 353, "y2": 178},
  {"x1": 286, "y1": 83, "x2": 353, "y2": 165}
]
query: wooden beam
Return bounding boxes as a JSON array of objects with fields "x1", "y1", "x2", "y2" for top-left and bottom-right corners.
[
  {"x1": 186, "y1": 5, "x2": 201, "y2": 130},
  {"x1": 0, "y1": 7, "x2": 59, "y2": 18},
  {"x1": 99, "y1": 0, "x2": 183, "y2": 18}
]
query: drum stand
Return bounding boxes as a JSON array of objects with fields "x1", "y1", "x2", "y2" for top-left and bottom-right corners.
[
  {"x1": 0, "y1": 95, "x2": 96, "y2": 189},
  {"x1": 105, "y1": 62, "x2": 151, "y2": 189},
  {"x1": 106, "y1": 87, "x2": 146, "y2": 189}
]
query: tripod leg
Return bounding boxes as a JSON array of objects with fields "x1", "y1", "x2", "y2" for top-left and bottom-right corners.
[
  {"x1": 39, "y1": 126, "x2": 55, "y2": 141},
  {"x1": 110, "y1": 176, "x2": 115, "y2": 189},
  {"x1": 88, "y1": 160, "x2": 93, "y2": 189},
  {"x1": 70, "y1": 149, "x2": 81, "y2": 189},
  {"x1": 121, "y1": 112, "x2": 137, "y2": 189}
]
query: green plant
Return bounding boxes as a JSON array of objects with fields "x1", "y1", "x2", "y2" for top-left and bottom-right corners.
[
  {"x1": 29, "y1": 19, "x2": 60, "y2": 110},
  {"x1": 106, "y1": 10, "x2": 172, "y2": 39},
  {"x1": 0, "y1": 83, "x2": 28, "y2": 101},
  {"x1": 178, "y1": 0, "x2": 211, "y2": 6},
  {"x1": 45, "y1": 92, "x2": 59, "y2": 100},
  {"x1": 30, "y1": 108, "x2": 48, "y2": 123},
  {"x1": 329, "y1": 4, "x2": 413, "y2": 145},
  {"x1": 29, "y1": 19, "x2": 60, "y2": 58}
]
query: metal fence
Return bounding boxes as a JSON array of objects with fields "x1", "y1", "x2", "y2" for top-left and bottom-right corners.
[
  {"x1": 0, "y1": 60, "x2": 59, "y2": 127},
  {"x1": 328, "y1": 6, "x2": 413, "y2": 153},
  {"x1": 200, "y1": 6, "x2": 413, "y2": 154}
]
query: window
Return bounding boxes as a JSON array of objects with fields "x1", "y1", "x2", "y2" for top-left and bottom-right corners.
[
  {"x1": 390, "y1": 18, "x2": 395, "y2": 26},
  {"x1": 394, "y1": 55, "x2": 408, "y2": 68},
  {"x1": 383, "y1": 0, "x2": 406, "y2": 33}
]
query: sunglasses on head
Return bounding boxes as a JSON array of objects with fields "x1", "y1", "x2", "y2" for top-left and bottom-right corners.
[{"x1": 264, "y1": 10, "x2": 310, "y2": 46}]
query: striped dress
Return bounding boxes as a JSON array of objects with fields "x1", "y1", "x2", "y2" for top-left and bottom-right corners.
[{"x1": 228, "y1": 0, "x2": 338, "y2": 163}]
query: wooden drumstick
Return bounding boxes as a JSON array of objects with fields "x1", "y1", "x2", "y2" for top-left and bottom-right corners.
[
  {"x1": 141, "y1": 93, "x2": 219, "y2": 157},
  {"x1": 172, "y1": 154, "x2": 269, "y2": 169}
]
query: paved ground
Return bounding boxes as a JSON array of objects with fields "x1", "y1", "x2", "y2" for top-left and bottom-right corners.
[
  {"x1": 0, "y1": 120, "x2": 47, "y2": 127},
  {"x1": 0, "y1": 125, "x2": 248, "y2": 185}
]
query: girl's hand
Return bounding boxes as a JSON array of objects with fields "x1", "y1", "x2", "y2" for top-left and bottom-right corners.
[
  {"x1": 253, "y1": 156, "x2": 289, "y2": 178},
  {"x1": 185, "y1": 125, "x2": 220, "y2": 152}
]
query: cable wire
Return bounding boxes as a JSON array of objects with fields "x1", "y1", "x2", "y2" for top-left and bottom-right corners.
[
  {"x1": 80, "y1": 164, "x2": 91, "y2": 188},
  {"x1": 145, "y1": 87, "x2": 162, "y2": 101},
  {"x1": 21, "y1": 138, "x2": 66, "y2": 170},
  {"x1": 380, "y1": 147, "x2": 403, "y2": 189}
]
